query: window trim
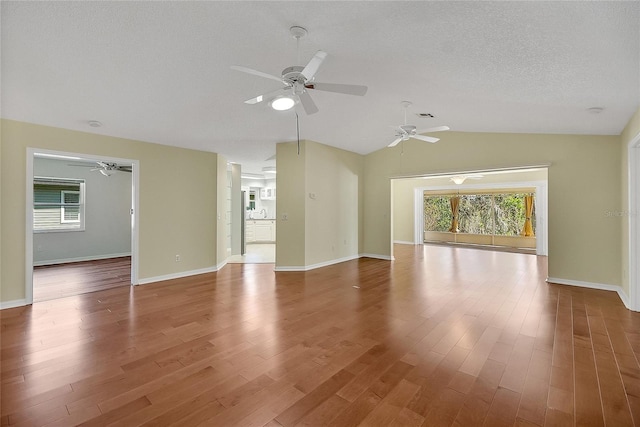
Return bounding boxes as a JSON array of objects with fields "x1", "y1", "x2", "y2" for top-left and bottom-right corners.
[{"x1": 60, "y1": 190, "x2": 81, "y2": 224}]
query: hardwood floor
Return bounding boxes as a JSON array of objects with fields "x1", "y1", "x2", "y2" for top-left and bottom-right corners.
[
  {"x1": 33, "y1": 257, "x2": 131, "y2": 302},
  {"x1": 2, "y1": 245, "x2": 639, "y2": 426}
]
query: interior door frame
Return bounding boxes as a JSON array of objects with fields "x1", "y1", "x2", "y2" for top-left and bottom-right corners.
[
  {"x1": 627, "y1": 131, "x2": 640, "y2": 311},
  {"x1": 26, "y1": 148, "x2": 140, "y2": 304}
]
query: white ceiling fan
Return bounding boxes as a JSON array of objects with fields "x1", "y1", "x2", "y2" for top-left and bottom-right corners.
[
  {"x1": 68, "y1": 161, "x2": 132, "y2": 177},
  {"x1": 388, "y1": 101, "x2": 450, "y2": 147},
  {"x1": 231, "y1": 26, "x2": 368, "y2": 115}
]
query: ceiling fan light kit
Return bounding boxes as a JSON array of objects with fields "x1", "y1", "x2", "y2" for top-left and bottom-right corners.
[{"x1": 270, "y1": 96, "x2": 296, "y2": 111}]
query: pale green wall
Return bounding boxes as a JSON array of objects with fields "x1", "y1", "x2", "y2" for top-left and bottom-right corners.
[
  {"x1": 1, "y1": 119, "x2": 219, "y2": 303},
  {"x1": 216, "y1": 154, "x2": 227, "y2": 267},
  {"x1": 275, "y1": 141, "x2": 306, "y2": 267},
  {"x1": 620, "y1": 107, "x2": 640, "y2": 296},
  {"x1": 365, "y1": 131, "x2": 621, "y2": 286},
  {"x1": 392, "y1": 170, "x2": 548, "y2": 243},
  {"x1": 305, "y1": 140, "x2": 363, "y2": 265},
  {"x1": 276, "y1": 140, "x2": 364, "y2": 268},
  {"x1": 231, "y1": 163, "x2": 242, "y2": 255}
]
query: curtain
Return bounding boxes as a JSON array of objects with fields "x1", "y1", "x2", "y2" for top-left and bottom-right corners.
[
  {"x1": 521, "y1": 195, "x2": 535, "y2": 237},
  {"x1": 449, "y1": 196, "x2": 460, "y2": 233}
]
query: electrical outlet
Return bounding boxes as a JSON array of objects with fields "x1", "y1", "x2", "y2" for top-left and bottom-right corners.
[
  {"x1": 175, "y1": 254, "x2": 181, "y2": 262},
  {"x1": 282, "y1": 213, "x2": 288, "y2": 221}
]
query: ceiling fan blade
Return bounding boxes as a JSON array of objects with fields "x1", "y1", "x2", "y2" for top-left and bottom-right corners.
[
  {"x1": 388, "y1": 137, "x2": 403, "y2": 148},
  {"x1": 411, "y1": 135, "x2": 440, "y2": 143},
  {"x1": 298, "y1": 90, "x2": 319, "y2": 115},
  {"x1": 301, "y1": 50, "x2": 327, "y2": 81},
  {"x1": 306, "y1": 82, "x2": 368, "y2": 96},
  {"x1": 244, "y1": 87, "x2": 288, "y2": 105},
  {"x1": 230, "y1": 65, "x2": 283, "y2": 83},
  {"x1": 67, "y1": 163, "x2": 95, "y2": 167},
  {"x1": 416, "y1": 125, "x2": 450, "y2": 133}
]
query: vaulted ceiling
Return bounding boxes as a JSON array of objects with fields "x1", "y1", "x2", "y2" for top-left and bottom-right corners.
[{"x1": 2, "y1": 2, "x2": 638, "y2": 174}]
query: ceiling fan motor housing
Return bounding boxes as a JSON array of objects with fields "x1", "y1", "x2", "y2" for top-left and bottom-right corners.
[
  {"x1": 281, "y1": 66, "x2": 305, "y2": 84},
  {"x1": 400, "y1": 124, "x2": 417, "y2": 134}
]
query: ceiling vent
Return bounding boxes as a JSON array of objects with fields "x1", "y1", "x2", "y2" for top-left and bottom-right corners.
[{"x1": 416, "y1": 113, "x2": 435, "y2": 118}]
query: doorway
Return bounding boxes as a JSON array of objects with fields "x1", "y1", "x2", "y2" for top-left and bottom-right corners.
[
  {"x1": 391, "y1": 167, "x2": 549, "y2": 258},
  {"x1": 26, "y1": 149, "x2": 139, "y2": 303},
  {"x1": 228, "y1": 173, "x2": 276, "y2": 264}
]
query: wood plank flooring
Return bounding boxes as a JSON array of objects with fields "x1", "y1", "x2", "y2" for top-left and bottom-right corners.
[
  {"x1": 2, "y1": 244, "x2": 640, "y2": 426},
  {"x1": 33, "y1": 257, "x2": 131, "y2": 302}
]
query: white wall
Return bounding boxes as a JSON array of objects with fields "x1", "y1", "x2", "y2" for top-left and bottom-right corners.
[{"x1": 33, "y1": 157, "x2": 131, "y2": 265}]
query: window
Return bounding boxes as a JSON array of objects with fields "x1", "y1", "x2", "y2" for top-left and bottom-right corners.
[
  {"x1": 60, "y1": 190, "x2": 81, "y2": 223},
  {"x1": 424, "y1": 191, "x2": 535, "y2": 236},
  {"x1": 34, "y1": 177, "x2": 85, "y2": 232},
  {"x1": 424, "y1": 195, "x2": 451, "y2": 232},
  {"x1": 458, "y1": 195, "x2": 493, "y2": 234}
]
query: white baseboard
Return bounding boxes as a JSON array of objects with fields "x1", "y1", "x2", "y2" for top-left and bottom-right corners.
[
  {"x1": 138, "y1": 265, "x2": 219, "y2": 285},
  {"x1": 275, "y1": 253, "x2": 393, "y2": 272},
  {"x1": 273, "y1": 266, "x2": 307, "y2": 272},
  {"x1": 393, "y1": 240, "x2": 416, "y2": 245},
  {"x1": 360, "y1": 253, "x2": 394, "y2": 261},
  {"x1": 34, "y1": 252, "x2": 132, "y2": 267},
  {"x1": 0, "y1": 299, "x2": 28, "y2": 310},
  {"x1": 275, "y1": 254, "x2": 360, "y2": 272},
  {"x1": 547, "y1": 277, "x2": 632, "y2": 311}
]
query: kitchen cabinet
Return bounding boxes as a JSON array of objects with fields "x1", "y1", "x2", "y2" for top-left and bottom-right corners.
[
  {"x1": 260, "y1": 188, "x2": 276, "y2": 200},
  {"x1": 245, "y1": 220, "x2": 276, "y2": 242},
  {"x1": 245, "y1": 221, "x2": 255, "y2": 243}
]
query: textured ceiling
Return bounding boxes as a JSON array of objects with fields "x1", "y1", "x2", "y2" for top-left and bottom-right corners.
[{"x1": 2, "y1": 1, "x2": 639, "y2": 174}]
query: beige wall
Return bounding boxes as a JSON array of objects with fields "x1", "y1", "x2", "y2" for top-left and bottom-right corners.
[
  {"x1": 216, "y1": 154, "x2": 228, "y2": 267},
  {"x1": 304, "y1": 140, "x2": 363, "y2": 266},
  {"x1": 1, "y1": 119, "x2": 220, "y2": 303},
  {"x1": 230, "y1": 163, "x2": 242, "y2": 255},
  {"x1": 392, "y1": 170, "x2": 547, "y2": 243},
  {"x1": 620, "y1": 107, "x2": 640, "y2": 296},
  {"x1": 275, "y1": 140, "x2": 306, "y2": 267},
  {"x1": 276, "y1": 140, "x2": 364, "y2": 268},
  {"x1": 365, "y1": 131, "x2": 621, "y2": 286}
]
